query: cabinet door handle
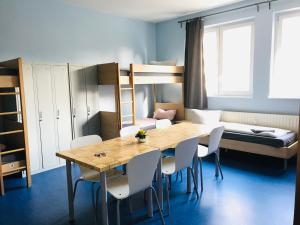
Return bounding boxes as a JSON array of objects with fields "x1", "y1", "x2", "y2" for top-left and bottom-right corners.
[
  {"x1": 73, "y1": 108, "x2": 76, "y2": 118},
  {"x1": 39, "y1": 112, "x2": 43, "y2": 122},
  {"x1": 87, "y1": 106, "x2": 91, "y2": 116},
  {"x1": 56, "y1": 109, "x2": 60, "y2": 119}
]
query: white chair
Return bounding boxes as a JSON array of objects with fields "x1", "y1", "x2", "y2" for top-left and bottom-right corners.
[
  {"x1": 198, "y1": 126, "x2": 225, "y2": 192},
  {"x1": 119, "y1": 125, "x2": 140, "y2": 173},
  {"x1": 71, "y1": 135, "x2": 122, "y2": 208},
  {"x1": 162, "y1": 137, "x2": 199, "y2": 214},
  {"x1": 156, "y1": 119, "x2": 179, "y2": 181},
  {"x1": 106, "y1": 150, "x2": 165, "y2": 225},
  {"x1": 120, "y1": 125, "x2": 140, "y2": 137},
  {"x1": 156, "y1": 119, "x2": 172, "y2": 129}
]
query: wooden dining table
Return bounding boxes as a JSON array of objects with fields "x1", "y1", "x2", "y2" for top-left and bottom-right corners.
[{"x1": 56, "y1": 122, "x2": 213, "y2": 225}]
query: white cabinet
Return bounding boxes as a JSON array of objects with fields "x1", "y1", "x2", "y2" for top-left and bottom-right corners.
[
  {"x1": 25, "y1": 64, "x2": 72, "y2": 171},
  {"x1": 51, "y1": 66, "x2": 73, "y2": 165},
  {"x1": 69, "y1": 65, "x2": 100, "y2": 138},
  {"x1": 69, "y1": 65, "x2": 88, "y2": 138},
  {"x1": 33, "y1": 65, "x2": 59, "y2": 169},
  {"x1": 24, "y1": 63, "x2": 98, "y2": 173},
  {"x1": 23, "y1": 64, "x2": 42, "y2": 172}
]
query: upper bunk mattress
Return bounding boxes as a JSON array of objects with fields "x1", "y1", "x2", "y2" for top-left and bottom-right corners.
[{"x1": 220, "y1": 122, "x2": 297, "y2": 148}]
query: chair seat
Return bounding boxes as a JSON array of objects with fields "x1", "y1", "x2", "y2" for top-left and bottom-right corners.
[
  {"x1": 198, "y1": 145, "x2": 209, "y2": 158},
  {"x1": 107, "y1": 175, "x2": 130, "y2": 200},
  {"x1": 81, "y1": 168, "x2": 123, "y2": 182},
  {"x1": 162, "y1": 157, "x2": 176, "y2": 175}
]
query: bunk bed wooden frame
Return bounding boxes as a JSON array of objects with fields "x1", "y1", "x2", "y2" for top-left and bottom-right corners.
[
  {"x1": 98, "y1": 63, "x2": 185, "y2": 140},
  {"x1": 0, "y1": 58, "x2": 31, "y2": 195}
]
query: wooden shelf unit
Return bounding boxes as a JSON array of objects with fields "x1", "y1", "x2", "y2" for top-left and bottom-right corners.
[
  {"x1": 0, "y1": 111, "x2": 21, "y2": 116},
  {"x1": 0, "y1": 130, "x2": 24, "y2": 136},
  {"x1": 0, "y1": 148, "x2": 25, "y2": 155},
  {"x1": 0, "y1": 58, "x2": 31, "y2": 196},
  {"x1": 0, "y1": 92, "x2": 19, "y2": 96},
  {"x1": 97, "y1": 62, "x2": 185, "y2": 140}
]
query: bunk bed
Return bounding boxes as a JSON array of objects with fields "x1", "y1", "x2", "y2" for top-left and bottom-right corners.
[{"x1": 98, "y1": 63, "x2": 185, "y2": 140}]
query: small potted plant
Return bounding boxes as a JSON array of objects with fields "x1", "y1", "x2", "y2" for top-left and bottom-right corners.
[{"x1": 135, "y1": 129, "x2": 147, "y2": 143}]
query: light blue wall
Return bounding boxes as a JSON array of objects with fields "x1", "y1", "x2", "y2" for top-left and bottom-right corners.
[
  {"x1": 0, "y1": 0, "x2": 157, "y2": 118},
  {"x1": 156, "y1": 0, "x2": 300, "y2": 115},
  {"x1": 0, "y1": 0, "x2": 156, "y2": 67}
]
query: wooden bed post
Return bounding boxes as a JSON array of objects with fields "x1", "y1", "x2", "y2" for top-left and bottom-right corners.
[{"x1": 115, "y1": 63, "x2": 122, "y2": 129}]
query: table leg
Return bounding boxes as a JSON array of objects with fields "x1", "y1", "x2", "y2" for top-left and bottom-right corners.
[
  {"x1": 157, "y1": 156, "x2": 163, "y2": 209},
  {"x1": 66, "y1": 160, "x2": 74, "y2": 222},
  {"x1": 187, "y1": 167, "x2": 191, "y2": 193},
  {"x1": 147, "y1": 188, "x2": 153, "y2": 217},
  {"x1": 100, "y1": 172, "x2": 109, "y2": 225},
  {"x1": 193, "y1": 152, "x2": 198, "y2": 191}
]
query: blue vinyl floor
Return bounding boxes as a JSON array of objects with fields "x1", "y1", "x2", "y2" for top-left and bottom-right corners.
[{"x1": 0, "y1": 151, "x2": 296, "y2": 225}]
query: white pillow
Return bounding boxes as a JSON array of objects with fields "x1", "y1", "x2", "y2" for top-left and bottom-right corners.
[
  {"x1": 149, "y1": 60, "x2": 177, "y2": 66},
  {"x1": 185, "y1": 109, "x2": 221, "y2": 124}
]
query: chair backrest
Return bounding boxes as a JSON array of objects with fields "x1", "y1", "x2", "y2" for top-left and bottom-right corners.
[
  {"x1": 175, "y1": 137, "x2": 198, "y2": 172},
  {"x1": 120, "y1": 125, "x2": 140, "y2": 137},
  {"x1": 127, "y1": 150, "x2": 161, "y2": 195},
  {"x1": 208, "y1": 126, "x2": 225, "y2": 154},
  {"x1": 70, "y1": 135, "x2": 102, "y2": 149},
  {"x1": 156, "y1": 119, "x2": 172, "y2": 129},
  {"x1": 70, "y1": 135, "x2": 102, "y2": 177}
]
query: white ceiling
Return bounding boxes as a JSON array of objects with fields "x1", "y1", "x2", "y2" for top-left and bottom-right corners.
[{"x1": 65, "y1": 0, "x2": 245, "y2": 23}]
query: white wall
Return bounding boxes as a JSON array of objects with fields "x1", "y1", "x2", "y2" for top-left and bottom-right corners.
[{"x1": 156, "y1": 0, "x2": 300, "y2": 115}]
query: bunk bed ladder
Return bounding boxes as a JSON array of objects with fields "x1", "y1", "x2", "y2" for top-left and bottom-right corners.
[
  {"x1": 118, "y1": 65, "x2": 136, "y2": 128},
  {"x1": 129, "y1": 64, "x2": 136, "y2": 125}
]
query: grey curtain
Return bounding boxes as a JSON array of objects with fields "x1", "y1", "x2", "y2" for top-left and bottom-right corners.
[{"x1": 184, "y1": 20, "x2": 208, "y2": 109}]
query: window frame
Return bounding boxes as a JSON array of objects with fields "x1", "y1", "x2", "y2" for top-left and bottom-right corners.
[
  {"x1": 269, "y1": 9, "x2": 300, "y2": 99},
  {"x1": 204, "y1": 19, "x2": 255, "y2": 98}
]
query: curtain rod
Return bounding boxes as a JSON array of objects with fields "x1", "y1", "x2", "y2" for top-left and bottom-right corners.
[{"x1": 178, "y1": 0, "x2": 279, "y2": 26}]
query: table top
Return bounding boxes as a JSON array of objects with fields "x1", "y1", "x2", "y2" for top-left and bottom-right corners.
[{"x1": 56, "y1": 122, "x2": 213, "y2": 172}]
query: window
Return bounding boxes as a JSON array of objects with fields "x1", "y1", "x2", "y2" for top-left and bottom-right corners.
[
  {"x1": 203, "y1": 21, "x2": 254, "y2": 97},
  {"x1": 270, "y1": 11, "x2": 300, "y2": 99}
]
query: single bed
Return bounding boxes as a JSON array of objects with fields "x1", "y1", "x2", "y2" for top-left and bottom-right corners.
[
  {"x1": 220, "y1": 121, "x2": 297, "y2": 148},
  {"x1": 185, "y1": 109, "x2": 299, "y2": 169}
]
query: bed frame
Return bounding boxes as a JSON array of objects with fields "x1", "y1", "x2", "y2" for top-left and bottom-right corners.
[
  {"x1": 98, "y1": 63, "x2": 184, "y2": 140},
  {"x1": 197, "y1": 111, "x2": 299, "y2": 170}
]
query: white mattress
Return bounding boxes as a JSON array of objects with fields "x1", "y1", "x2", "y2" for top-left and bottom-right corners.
[{"x1": 220, "y1": 122, "x2": 291, "y2": 138}]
